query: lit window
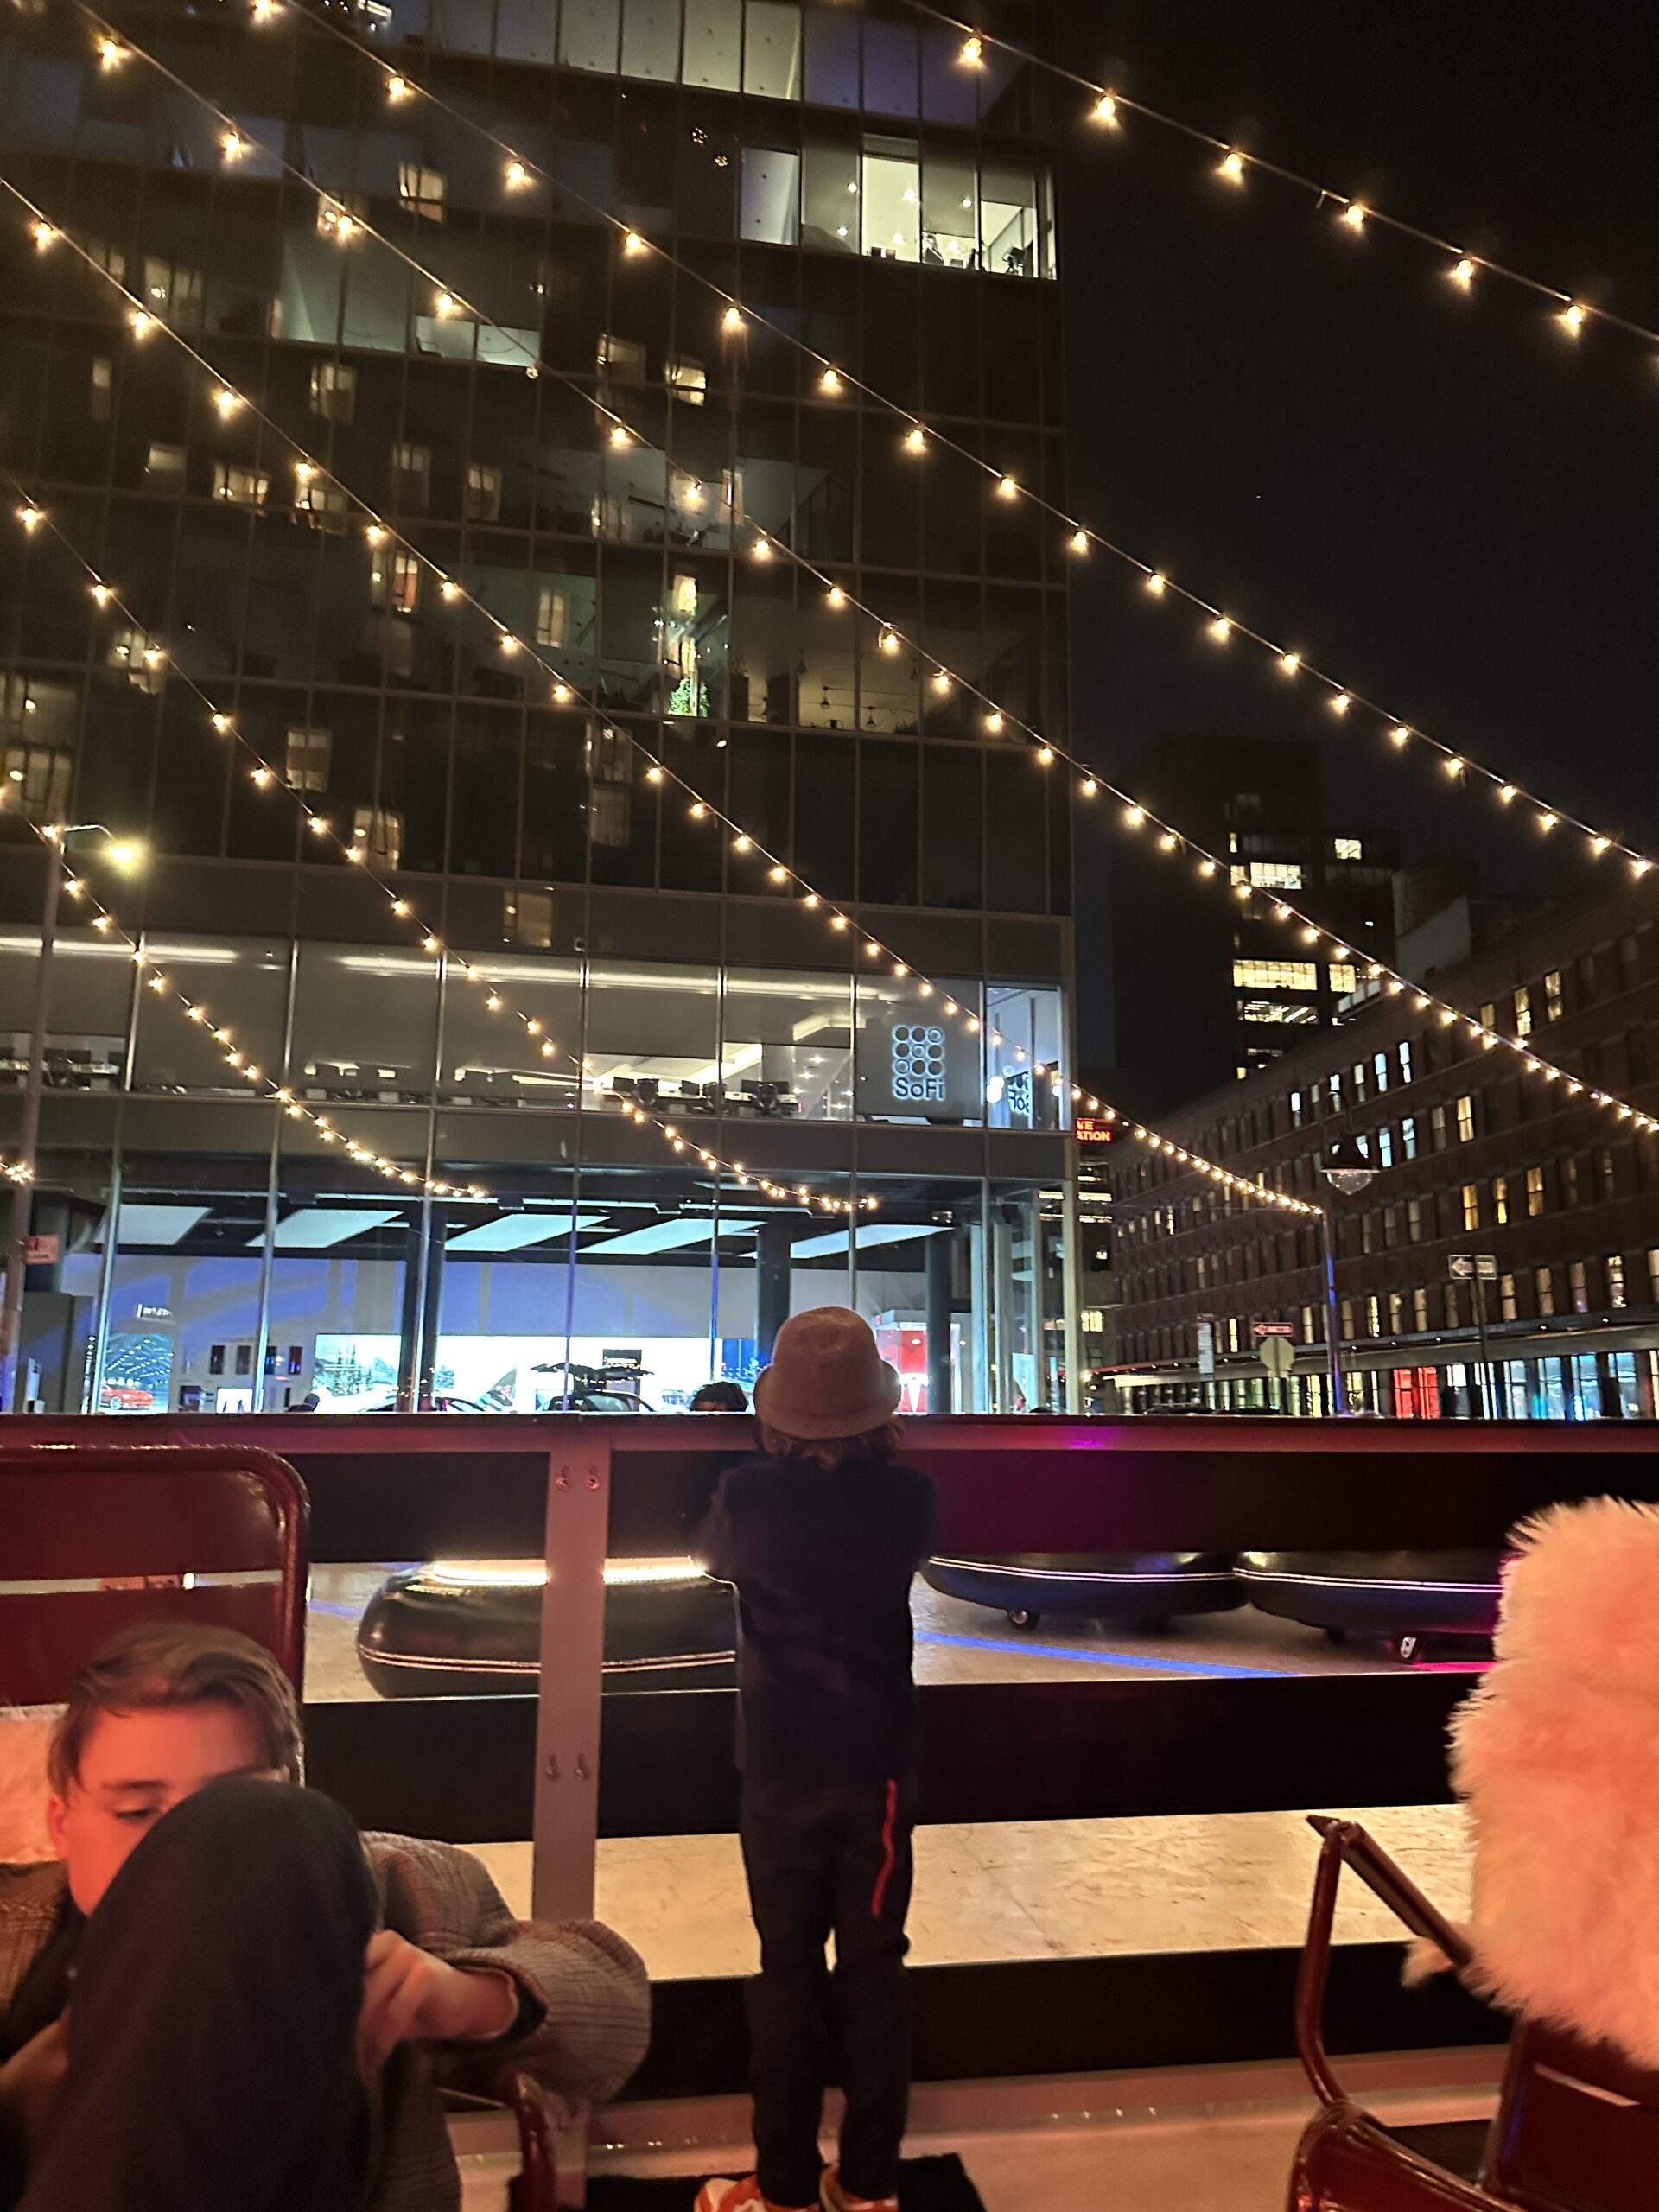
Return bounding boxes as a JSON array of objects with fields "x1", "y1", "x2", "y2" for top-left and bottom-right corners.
[
  {"x1": 1377, "y1": 1126, "x2": 1394, "y2": 1168},
  {"x1": 1607, "y1": 1254, "x2": 1627, "y2": 1309},
  {"x1": 1332, "y1": 836, "x2": 1363, "y2": 861},
  {"x1": 1402, "y1": 1116, "x2": 1418, "y2": 1160},
  {"x1": 141, "y1": 256, "x2": 202, "y2": 318},
  {"x1": 1407, "y1": 1198, "x2": 1422, "y2": 1243},
  {"x1": 352, "y1": 807, "x2": 402, "y2": 870},
  {"x1": 1526, "y1": 1166, "x2": 1545, "y2": 1217},
  {"x1": 1232, "y1": 958, "x2": 1318, "y2": 991},
  {"x1": 1462, "y1": 1183, "x2": 1479, "y2": 1231},
  {"x1": 1289, "y1": 1090, "x2": 1304, "y2": 1127},
  {"x1": 1372, "y1": 1051, "x2": 1389, "y2": 1093},
  {"x1": 285, "y1": 727, "x2": 331, "y2": 792},
  {"x1": 145, "y1": 442, "x2": 187, "y2": 483},
  {"x1": 91, "y1": 355, "x2": 112, "y2": 423},
  {"x1": 310, "y1": 360, "x2": 357, "y2": 423},
  {"x1": 1544, "y1": 969, "x2": 1564, "y2": 1021},
  {"x1": 1479, "y1": 1001, "x2": 1496, "y2": 1029},
  {"x1": 371, "y1": 550, "x2": 420, "y2": 615},
  {"x1": 107, "y1": 626, "x2": 164, "y2": 693},
  {"x1": 1598, "y1": 1147, "x2": 1617, "y2": 1198},
  {"x1": 1397, "y1": 1039, "x2": 1413, "y2": 1082},
  {"x1": 505, "y1": 888, "x2": 554, "y2": 949},
  {"x1": 666, "y1": 354, "x2": 708, "y2": 404},
  {"x1": 1491, "y1": 1176, "x2": 1508, "y2": 1225},
  {"x1": 295, "y1": 476, "x2": 348, "y2": 532},
  {"x1": 1249, "y1": 860, "x2": 1304, "y2": 889},
  {"x1": 466, "y1": 463, "x2": 502, "y2": 523},
  {"x1": 1364, "y1": 1295, "x2": 1381, "y2": 1338},
  {"x1": 1237, "y1": 997, "x2": 1316, "y2": 1026},
  {"x1": 536, "y1": 587, "x2": 569, "y2": 648},
  {"x1": 1328, "y1": 963, "x2": 1358, "y2": 995},
  {"x1": 4, "y1": 742, "x2": 73, "y2": 822},
  {"x1": 398, "y1": 163, "x2": 446, "y2": 220},
  {"x1": 596, "y1": 332, "x2": 647, "y2": 384},
  {"x1": 1412, "y1": 1288, "x2": 1427, "y2": 1331},
  {"x1": 1569, "y1": 1260, "x2": 1589, "y2": 1313},
  {"x1": 1500, "y1": 1274, "x2": 1518, "y2": 1321},
  {"x1": 1515, "y1": 984, "x2": 1533, "y2": 1038},
  {"x1": 1430, "y1": 1105, "x2": 1447, "y2": 1150},
  {"x1": 1388, "y1": 1292, "x2": 1405, "y2": 1333},
  {"x1": 1648, "y1": 1248, "x2": 1659, "y2": 1304},
  {"x1": 213, "y1": 463, "x2": 269, "y2": 506},
  {"x1": 1456, "y1": 1095, "x2": 1475, "y2": 1142},
  {"x1": 393, "y1": 442, "x2": 430, "y2": 509}
]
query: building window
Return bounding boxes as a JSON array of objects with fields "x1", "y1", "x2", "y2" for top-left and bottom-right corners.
[
  {"x1": 145, "y1": 442, "x2": 187, "y2": 485},
  {"x1": 1562, "y1": 1156, "x2": 1580, "y2": 1207},
  {"x1": 1544, "y1": 969, "x2": 1564, "y2": 1021},
  {"x1": 466, "y1": 463, "x2": 502, "y2": 523},
  {"x1": 1462, "y1": 1183, "x2": 1479, "y2": 1231},
  {"x1": 1569, "y1": 1261, "x2": 1589, "y2": 1313},
  {"x1": 1576, "y1": 951, "x2": 1597, "y2": 1003},
  {"x1": 1332, "y1": 836, "x2": 1363, "y2": 861},
  {"x1": 505, "y1": 888, "x2": 555, "y2": 949},
  {"x1": 1412, "y1": 1287, "x2": 1428, "y2": 1331},
  {"x1": 213, "y1": 463, "x2": 269, "y2": 506},
  {"x1": 1242, "y1": 860, "x2": 1303, "y2": 889},
  {"x1": 142, "y1": 256, "x2": 202, "y2": 319},
  {"x1": 1232, "y1": 958, "x2": 1318, "y2": 991},
  {"x1": 296, "y1": 476, "x2": 349, "y2": 531},
  {"x1": 1514, "y1": 984, "x2": 1533, "y2": 1039},
  {"x1": 1397, "y1": 1039, "x2": 1413, "y2": 1083},
  {"x1": 310, "y1": 361, "x2": 357, "y2": 423},
  {"x1": 371, "y1": 550, "x2": 421, "y2": 614},
  {"x1": 4, "y1": 743, "x2": 73, "y2": 823},
  {"x1": 91, "y1": 355, "x2": 113, "y2": 423},
  {"x1": 1402, "y1": 1116, "x2": 1418, "y2": 1160},
  {"x1": 1500, "y1": 1274, "x2": 1518, "y2": 1321},
  {"x1": 1618, "y1": 932, "x2": 1641, "y2": 985},
  {"x1": 596, "y1": 332, "x2": 647, "y2": 385},
  {"x1": 1388, "y1": 1292, "x2": 1405, "y2": 1334},
  {"x1": 398, "y1": 164, "x2": 447, "y2": 220},
  {"x1": 1649, "y1": 1248, "x2": 1659, "y2": 1305},
  {"x1": 1597, "y1": 1147, "x2": 1617, "y2": 1199},
  {"x1": 1445, "y1": 1284, "x2": 1461, "y2": 1329},
  {"x1": 1456, "y1": 1095, "x2": 1475, "y2": 1142},
  {"x1": 1479, "y1": 1001, "x2": 1496, "y2": 1029},
  {"x1": 285, "y1": 728, "x2": 331, "y2": 792},
  {"x1": 666, "y1": 354, "x2": 708, "y2": 404},
  {"x1": 1289, "y1": 1090, "x2": 1304, "y2": 1128},
  {"x1": 1407, "y1": 1198, "x2": 1423, "y2": 1243},
  {"x1": 1492, "y1": 1175, "x2": 1509, "y2": 1226},
  {"x1": 351, "y1": 807, "x2": 402, "y2": 870},
  {"x1": 108, "y1": 628, "x2": 165, "y2": 694},
  {"x1": 1362, "y1": 1294, "x2": 1379, "y2": 1338},
  {"x1": 1430, "y1": 1105, "x2": 1447, "y2": 1151},
  {"x1": 1607, "y1": 1254, "x2": 1627, "y2": 1310},
  {"x1": 392, "y1": 442, "x2": 430, "y2": 509},
  {"x1": 1526, "y1": 1166, "x2": 1545, "y2": 1217},
  {"x1": 1377, "y1": 1126, "x2": 1395, "y2": 1169},
  {"x1": 1372, "y1": 1050, "x2": 1390, "y2": 1094},
  {"x1": 536, "y1": 587, "x2": 569, "y2": 648},
  {"x1": 1382, "y1": 1205, "x2": 1400, "y2": 1249},
  {"x1": 1328, "y1": 963, "x2": 1358, "y2": 995}
]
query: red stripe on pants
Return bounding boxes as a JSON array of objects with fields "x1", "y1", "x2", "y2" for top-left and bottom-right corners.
[{"x1": 870, "y1": 1777, "x2": 899, "y2": 1917}]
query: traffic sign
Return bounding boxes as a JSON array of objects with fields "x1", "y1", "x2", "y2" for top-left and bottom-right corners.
[
  {"x1": 1256, "y1": 1334, "x2": 1295, "y2": 1377},
  {"x1": 1254, "y1": 1321, "x2": 1296, "y2": 1337},
  {"x1": 1449, "y1": 1254, "x2": 1498, "y2": 1281}
]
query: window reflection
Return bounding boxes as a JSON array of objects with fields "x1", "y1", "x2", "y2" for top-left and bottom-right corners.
[{"x1": 721, "y1": 968, "x2": 852, "y2": 1119}]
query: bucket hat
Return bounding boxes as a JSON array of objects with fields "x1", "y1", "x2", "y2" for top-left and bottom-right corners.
[{"x1": 753, "y1": 1307, "x2": 902, "y2": 1440}]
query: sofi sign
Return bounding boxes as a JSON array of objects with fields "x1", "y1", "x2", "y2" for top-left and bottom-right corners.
[{"x1": 891, "y1": 1022, "x2": 948, "y2": 1103}]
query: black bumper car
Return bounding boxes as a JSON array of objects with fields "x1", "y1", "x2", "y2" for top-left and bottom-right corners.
[
  {"x1": 357, "y1": 1558, "x2": 736, "y2": 1696},
  {"x1": 1236, "y1": 1549, "x2": 1506, "y2": 1661},
  {"x1": 922, "y1": 1552, "x2": 1243, "y2": 1632}
]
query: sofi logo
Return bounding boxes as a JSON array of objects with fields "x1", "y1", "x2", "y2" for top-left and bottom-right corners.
[{"x1": 892, "y1": 1023, "x2": 947, "y2": 1103}]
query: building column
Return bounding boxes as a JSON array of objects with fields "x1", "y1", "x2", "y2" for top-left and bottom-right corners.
[
  {"x1": 756, "y1": 1218, "x2": 793, "y2": 1364},
  {"x1": 925, "y1": 1228, "x2": 955, "y2": 1414},
  {"x1": 416, "y1": 1206, "x2": 448, "y2": 1408}
]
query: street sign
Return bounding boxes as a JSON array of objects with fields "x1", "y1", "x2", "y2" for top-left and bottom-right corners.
[
  {"x1": 24, "y1": 1234, "x2": 59, "y2": 1266},
  {"x1": 1448, "y1": 1254, "x2": 1498, "y2": 1281},
  {"x1": 1075, "y1": 1116, "x2": 1116, "y2": 1145},
  {"x1": 1256, "y1": 1334, "x2": 1295, "y2": 1377},
  {"x1": 1254, "y1": 1320, "x2": 1296, "y2": 1338}
]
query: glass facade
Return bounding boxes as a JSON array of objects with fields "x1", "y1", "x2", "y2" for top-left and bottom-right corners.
[{"x1": 0, "y1": 0, "x2": 1076, "y2": 1413}]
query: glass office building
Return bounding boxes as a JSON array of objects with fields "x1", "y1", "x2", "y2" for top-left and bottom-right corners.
[{"x1": 0, "y1": 0, "x2": 1077, "y2": 1414}]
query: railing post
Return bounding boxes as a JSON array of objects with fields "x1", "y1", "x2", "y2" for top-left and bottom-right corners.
[{"x1": 531, "y1": 1435, "x2": 610, "y2": 1923}]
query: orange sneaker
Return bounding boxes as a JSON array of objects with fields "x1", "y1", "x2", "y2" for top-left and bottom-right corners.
[
  {"x1": 819, "y1": 2168, "x2": 899, "y2": 2212},
  {"x1": 694, "y1": 2178, "x2": 817, "y2": 2212}
]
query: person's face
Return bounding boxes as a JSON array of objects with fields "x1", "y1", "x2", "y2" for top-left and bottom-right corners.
[{"x1": 47, "y1": 1702, "x2": 284, "y2": 1913}]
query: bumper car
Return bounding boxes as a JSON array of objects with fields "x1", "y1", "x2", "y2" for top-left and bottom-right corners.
[
  {"x1": 1236, "y1": 1549, "x2": 1505, "y2": 1661},
  {"x1": 922, "y1": 1551, "x2": 1243, "y2": 1632},
  {"x1": 357, "y1": 1557, "x2": 735, "y2": 1696}
]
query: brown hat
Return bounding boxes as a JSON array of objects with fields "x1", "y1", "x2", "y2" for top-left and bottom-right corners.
[{"x1": 753, "y1": 1307, "x2": 902, "y2": 1440}]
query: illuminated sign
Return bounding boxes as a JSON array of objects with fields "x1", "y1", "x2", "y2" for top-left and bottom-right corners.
[
  {"x1": 891, "y1": 1023, "x2": 947, "y2": 1103},
  {"x1": 1075, "y1": 1116, "x2": 1116, "y2": 1144}
]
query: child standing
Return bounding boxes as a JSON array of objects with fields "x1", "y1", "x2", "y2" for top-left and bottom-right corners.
[{"x1": 695, "y1": 1308, "x2": 937, "y2": 2212}]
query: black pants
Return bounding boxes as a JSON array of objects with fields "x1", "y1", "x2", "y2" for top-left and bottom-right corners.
[
  {"x1": 18, "y1": 1779, "x2": 375, "y2": 2212},
  {"x1": 740, "y1": 1773, "x2": 915, "y2": 2209}
]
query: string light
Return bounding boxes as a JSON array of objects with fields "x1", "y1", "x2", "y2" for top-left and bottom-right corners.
[
  {"x1": 1092, "y1": 93, "x2": 1118, "y2": 126},
  {"x1": 622, "y1": 229, "x2": 645, "y2": 256},
  {"x1": 904, "y1": 425, "x2": 927, "y2": 454},
  {"x1": 220, "y1": 130, "x2": 245, "y2": 161},
  {"x1": 819, "y1": 366, "x2": 842, "y2": 394},
  {"x1": 721, "y1": 305, "x2": 744, "y2": 333},
  {"x1": 29, "y1": 221, "x2": 55, "y2": 251},
  {"x1": 503, "y1": 159, "x2": 529, "y2": 190},
  {"x1": 1219, "y1": 149, "x2": 1246, "y2": 185},
  {"x1": 1339, "y1": 200, "x2": 1368, "y2": 231},
  {"x1": 385, "y1": 73, "x2": 411, "y2": 101},
  {"x1": 1450, "y1": 256, "x2": 1477, "y2": 289},
  {"x1": 1559, "y1": 302, "x2": 1587, "y2": 335}
]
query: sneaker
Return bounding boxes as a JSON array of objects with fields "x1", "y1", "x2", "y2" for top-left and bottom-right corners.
[
  {"x1": 694, "y1": 2177, "x2": 817, "y2": 2212},
  {"x1": 820, "y1": 2167, "x2": 899, "y2": 2212}
]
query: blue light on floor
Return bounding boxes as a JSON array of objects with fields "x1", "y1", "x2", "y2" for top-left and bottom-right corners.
[{"x1": 916, "y1": 1629, "x2": 1293, "y2": 1681}]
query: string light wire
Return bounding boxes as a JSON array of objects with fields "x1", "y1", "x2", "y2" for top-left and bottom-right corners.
[
  {"x1": 902, "y1": 0, "x2": 1659, "y2": 354},
  {"x1": 61, "y1": 0, "x2": 1657, "y2": 884}
]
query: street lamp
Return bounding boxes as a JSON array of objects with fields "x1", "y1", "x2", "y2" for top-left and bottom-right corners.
[
  {"x1": 1, "y1": 824, "x2": 143, "y2": 1413},
  {"x1": 1315, "y1": 1135, "x2": 1376, "y2": 1420}
]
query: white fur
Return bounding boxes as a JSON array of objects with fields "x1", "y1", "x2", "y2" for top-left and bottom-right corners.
[
  {"x1": 1450, "y1": 1494, "x2": 1659, "y2": 2064},
  {"x1": 0, "y1": 1712, "x2": 58, "y2": 1864}
]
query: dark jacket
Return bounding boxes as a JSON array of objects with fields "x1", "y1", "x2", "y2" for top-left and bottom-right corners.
[{"x1": 697, "y1": 1453, "x2": 937, "y2": 1783}]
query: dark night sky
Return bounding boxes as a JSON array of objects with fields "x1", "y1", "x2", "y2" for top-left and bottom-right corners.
[{"x1": 1055, "y1": 1, "x2": 1659, "y2": 1064}]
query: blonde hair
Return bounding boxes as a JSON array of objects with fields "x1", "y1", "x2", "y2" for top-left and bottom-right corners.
[{"x1": 758, "y1": 1417, "x2": 904, "y2": 1471}]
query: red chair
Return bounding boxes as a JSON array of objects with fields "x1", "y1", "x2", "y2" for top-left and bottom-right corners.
[
  {"x1": 1291, "y1": 1817, "x2": 1659, "y2": 2212},
  {"x1": 0, "y1": 1442, "x2": 572, "y2": 2209}
]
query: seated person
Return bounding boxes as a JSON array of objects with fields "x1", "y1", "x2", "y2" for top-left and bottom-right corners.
[
  {"x1": 690, "y1": 1382, "x2": 748, "y2": 1413},
  {"x1": 0, "y1": 1623, "x2": 649, "y2": 2212}
]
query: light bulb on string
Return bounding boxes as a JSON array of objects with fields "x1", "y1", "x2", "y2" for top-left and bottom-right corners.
[
  {"x1": 1278, "y1": 651, "x2": 1300, "y2": 675},
  {"x1": 1218, "y1": 149, "x2": 1246, "y2": 185},
  {"x1": 1340, "y1": 201, "x2": 1368, "y2": 230},
  {"x1": 622, "y1": 230, "x2": 646, "y2": 257},
  {"x1": 1559, "y1": 302, "x2": 1587, "y2": 335},
  {"x1": 1092, "y1": 92, "x2": 1118, "y2": 125},
  {"x1": 1330, "y1": 691, "x2": 1351, "y2": 715},
  {"x1": 904, "y1": 426, "x2": 927, "y2": 454},
  {"x1": 1450, "y1": 256, "x2": 1477, "y2": 289},
  {"x1": 1145, "y1": 571, "x2": 1166, "y2": 594}
]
